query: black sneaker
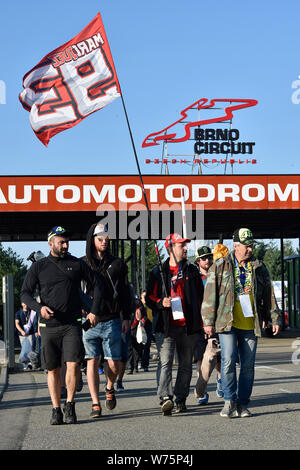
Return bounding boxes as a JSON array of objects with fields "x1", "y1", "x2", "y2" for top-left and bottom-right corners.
[
  {"x1": 175, "y1": 401, "x2": 187, "y2": 413},
  {"x1": 50, "y1": 407, "x2": 63, "y2": 425},
  {"x1": 105, "y1": 387, "x2": 117, "y2": 410},
  {"x1": 90, "y1": 403, "x2": 102, "y2": 418},
  {"x1": 237, "y1": 404, "x2": 252, "y2": 418},
  {"x1": 63, "y1": 401, "x2": 77, "y2": 424}
]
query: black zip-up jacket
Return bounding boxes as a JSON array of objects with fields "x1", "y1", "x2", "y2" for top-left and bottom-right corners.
[
  {"x1": 146, "y1": 258, "x2": 204, "y2": 337},
  {"x1": 21, "y1": 253, "x2": 103, "y2": 326},
  {"x1": 83, "y1": 252, "x2": 132, "y2": 323},
  {"x1": 84, "y1": 224, "x2": 132, "y2": 322}
]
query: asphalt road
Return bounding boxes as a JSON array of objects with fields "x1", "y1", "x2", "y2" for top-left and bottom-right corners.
[{"x1": 0, "y1": 333, "x2": 300, "y2": 453}]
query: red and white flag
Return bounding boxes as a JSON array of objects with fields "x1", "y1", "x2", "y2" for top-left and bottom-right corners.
[{"x1": 19, "y1": 13, "x2": 121, "y2": 146}]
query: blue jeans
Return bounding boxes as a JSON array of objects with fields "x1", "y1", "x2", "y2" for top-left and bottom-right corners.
[
  {"x1": 83, "y1": 318, "x2": 122, "y2": 360},
  {"x1": 219, "y1": 328, "x2": 257, "y2": 405}
]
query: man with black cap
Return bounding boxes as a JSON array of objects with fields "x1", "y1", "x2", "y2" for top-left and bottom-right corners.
[
  {"x1": 193, "y1": 245, "x2": 223, "y2": 405},
  {"x1": 146, "y1": 233, "x2": 204, "y2": 415},
  {"x1": 194, "y1": 245, "x2": 213, "y2": 285},
  {"x1": 202, "y1": 227, "x2": 281, "y2": 418},
  {"x1": 21, "y1": 226, "x2": 103, "y2": 425}
]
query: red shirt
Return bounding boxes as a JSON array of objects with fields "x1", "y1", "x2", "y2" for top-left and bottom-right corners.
[{"x1": 169, "y1": 265, "x2": 186, "y2": 327}]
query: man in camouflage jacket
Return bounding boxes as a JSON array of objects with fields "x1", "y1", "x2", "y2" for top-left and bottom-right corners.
[{"x1": 202, "y1": 228, "x2": 280, "y2": 418}]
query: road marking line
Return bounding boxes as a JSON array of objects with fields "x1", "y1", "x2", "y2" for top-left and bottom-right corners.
[{"x1": 255, "y1": 366, "x2": 291, "y2": 373}]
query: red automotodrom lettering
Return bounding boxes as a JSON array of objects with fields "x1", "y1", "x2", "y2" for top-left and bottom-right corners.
[{"x1": 0, "y1": 177, "x2": 298, "y2": 211}]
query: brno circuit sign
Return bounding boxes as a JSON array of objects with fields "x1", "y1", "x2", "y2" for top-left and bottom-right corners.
[{"x1": 142, "y1": 98, "x2": 258, "y2": 165}]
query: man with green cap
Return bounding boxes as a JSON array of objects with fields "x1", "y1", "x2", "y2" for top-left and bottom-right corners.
[
  {"x1": 193, "y1": 245, "x2": 223, "y2": 405},
  {"x1": 201, "y1": 228, "x2": 281, "y2": 418},
  {"x1": 194, "y1": 246, "x2": 213, "y2": 286}
]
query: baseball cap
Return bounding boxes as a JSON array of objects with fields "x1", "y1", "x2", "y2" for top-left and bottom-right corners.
[
  {"x1": 47, "y1": 226, "x2": 70, "y2": 242},
  {"x1": 165, "y1": 233, "x2": 191, "y2": 249},
  {"x1": 93, "y1": 223, "x2": 109, "y2": 238},
  {"x1": 194, "y1": 246, "x2": 212, "y2": 262},
  {"x1": 233, "y1": 228, "x2": 255, "y2": 246}
]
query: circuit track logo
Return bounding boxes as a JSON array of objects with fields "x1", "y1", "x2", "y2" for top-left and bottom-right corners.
[{"x1": 142, "y1": 98, "x2": 258, "y2": 147}]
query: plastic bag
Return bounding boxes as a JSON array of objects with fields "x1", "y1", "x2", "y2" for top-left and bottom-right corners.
[
  {"x1": 18, "y1": 337, "x2": 32, "y2": 363},
  {"x1": 136, "y1": 322, "x2": 147, "y2": 345}
]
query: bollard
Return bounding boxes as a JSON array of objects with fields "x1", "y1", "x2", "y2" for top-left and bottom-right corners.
[{"x1": 2, "y1": 275, "x2": 15, "y2": 370}]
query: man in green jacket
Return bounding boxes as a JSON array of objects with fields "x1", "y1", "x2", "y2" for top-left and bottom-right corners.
[{"x1": 202, "y1": 228, "x2": 281, "y2": 418}]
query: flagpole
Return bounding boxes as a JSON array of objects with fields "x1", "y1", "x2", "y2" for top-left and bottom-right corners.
[
  {"x1": 180, "y1": 187, "x2": 187, "y2": 239},
  {"x1": 120, "y1": 93, "x2": 168, "y2": 297}
]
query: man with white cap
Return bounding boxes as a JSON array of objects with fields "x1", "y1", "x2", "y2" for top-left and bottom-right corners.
[
  {"x1": 82, "y1": 222, "x2": 131, "y2": 418},
  {"x1": 146, "y1": 233, "x2": 204, "y2": 415}
]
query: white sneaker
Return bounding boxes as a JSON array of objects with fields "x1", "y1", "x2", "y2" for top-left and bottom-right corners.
[
  {"x1": 238, "y1": 405, "x2": 252, "y2": 417},
  {"x1": 198, "y1": 392, "x2": 209, "y2": 406},
  {"x1": 220, "y1": 400, "x2": 239, "y2": 418}
]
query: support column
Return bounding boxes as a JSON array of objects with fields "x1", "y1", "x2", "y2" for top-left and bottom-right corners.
[
  {"x1": 141, "y1": 239, "x2": 146, "y2": 292},
  {"x1": 280, "y1": 237, "x2": 285, "y2": 329},
  {"x1": 2, "y1": 275, "x2": 15, "y2": 370},
  {"x1": 130, "y1": 240, "x2": 137, "y2": 295}
]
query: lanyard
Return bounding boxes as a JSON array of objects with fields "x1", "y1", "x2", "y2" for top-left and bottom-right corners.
[
  {"x1": 170, "y1": 263, "x2": 182, "y2": 295},
  {"x1": 234, "y1": 258, "x2": 249, "y2": 288},
  {"x1": 23, "y1": 310, "x2": 30, "y2": 323}
]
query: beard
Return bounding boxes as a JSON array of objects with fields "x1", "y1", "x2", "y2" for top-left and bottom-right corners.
[{"x1": 52, "y1": 245, "x2": 68, "y2": 258}]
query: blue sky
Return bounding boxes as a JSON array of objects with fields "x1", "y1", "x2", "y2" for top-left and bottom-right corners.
[{"x1": 0, "y1": 0, "x2": 299, "y2": 262}]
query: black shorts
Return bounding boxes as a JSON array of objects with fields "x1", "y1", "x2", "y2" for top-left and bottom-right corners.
[{"x1": 40, "y1": 324, "x2": 85, "y2": 371}]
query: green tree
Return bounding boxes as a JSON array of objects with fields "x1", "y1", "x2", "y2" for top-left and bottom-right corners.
[
  {"x1": 122, "y1": 240, "x2": 165, "y2": 293},
  {"x1": 252, "y1": 241, "x2": 269, "y2": 261},
  {"x1": 253, "y1": 240, "x2": 296, "y2": 281},
  {"x1": 143, "y1": 240, "x2": 165, "y2": 286},
  {"x1": 0, "y1": 243, "x2": 28, "y2": 330}
]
